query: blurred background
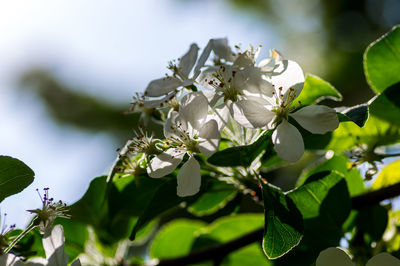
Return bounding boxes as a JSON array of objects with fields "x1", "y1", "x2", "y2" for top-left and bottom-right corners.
[{"x1": 1, "y1": 0, "x2": 399, "y2": 227}]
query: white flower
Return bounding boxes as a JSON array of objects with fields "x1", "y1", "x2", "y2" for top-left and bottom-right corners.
[
  {"x1": 147, "y1": 92, "x2": 220, "y2": 197},
  {"x1": 231, "y1": 60, "x2": 339, "y2": 162},
  {"x1": 316, "y1": 247, "x2": 400, "y2": 266},
  {"x1": 0, "y1": 225, "x2": 81, "y2": 266}
]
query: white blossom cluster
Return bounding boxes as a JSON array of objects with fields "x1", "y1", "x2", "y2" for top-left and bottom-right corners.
[{"x1": 121, "y1": 38, "x2": 339, "y2": 197}]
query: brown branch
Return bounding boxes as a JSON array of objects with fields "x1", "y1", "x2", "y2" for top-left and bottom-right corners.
[
  {"x1": 154, "y1": 182, "x2": 400, "y2": 266},
  {"x1": 351, "y1": 182, "x2": 400, "y2": 209},
  {"x1": 155, "y1": 228, "x2": 263, "y2": 266}
]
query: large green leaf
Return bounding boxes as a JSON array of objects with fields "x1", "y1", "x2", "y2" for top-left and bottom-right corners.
[
  {"x1": 129, "y1": 176, "x2": 203, "y2": 240},
  {"x1": 369, "y1": 82, "x2": 400, "y2": 127},
  {"x1": 0, "y1": 156, "x2": 35, "y2": 202},
  {"x1": 207, "y1": 130, "x2": 273, "y2": 167},
  {"x1": 261, "y1": 183, "x2": 303, "y2": 259},
  {"x1": 150, "y1": 219, "x2": 207, "y2": 259},
  {"x1": 364, "y1": 25, "x2": 400, "y2": 93},
  {"x1": 326, "y1": 115, "x2": 400, "y2": 151},
  {"x1": 296, "y1": 74, "x2": 342, "y2": 106},
  {"x1": 277, "y1": 172, "x2": 351, "y2": 265},
  {"x1": 372, "y1": 159, "x2": 400, "y2": 190},
  {"x1": 70, "y1": 176, "x2": 108, "y2": 227},
  {"x1": 188, "y1": 181, "x2": 237, "y2": 216},
  {"x1": 298, "y1": 155, "x2": 365, "y2": 196},
  {"x1": 192, "y1": 214, "x2": 268, "y2": 265},
  {"x1": 54, "y1": 218, "x2": 88, "y2": 263},
  {"x1": 355, "y1": 204, "x2": 388, "y2": 242}
]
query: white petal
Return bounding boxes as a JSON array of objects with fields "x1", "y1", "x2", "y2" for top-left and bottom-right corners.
[
  {"x1": 238, "y1": 67, "x2": 274, "y2": 97},
  {"x1": 211, "y1": 38, "x2": 236, "y2": 62},
  {"x1": 269, "y1": 60, "x2": 304, "y2": 98},
  {"x1": 198, "y1": 119, "x2": 220, "y2": 156},
  {"x1": 290, "y1": 105, "x2": 339, "y2": 134},
  {"x1": 198, "y1": 67, "x2": 218, "y2": 90},
  {"x1": 180, "y1": 92, "x2": 209, "y2": 130},
  {"x1": 272, "y1": 120, "x2": 304, "y2": 162},
  {"x1": 211, "y1": 104, "x2": 230, "y2": 130},
  {"x1": 145, "y1": 77, "x2": 182, "y2": 97},
  {"x1": 177, "y1": 156, "x2": 201, "y2": 197},
  {"x1": 164, "y1": 111, "x2": 181, "y2": 139},
  {"x1": 193, "y1": 39, "x2": 213, "y2": 79},
  {"x1": 147, "y1": 149, "x2": 185, "y2": 178},
  {"x1": 143, "y1": 93, "x2": 175, "y2": 109},
  {"x1": 42, "y1": 225, "x2": 69, "y2": 266},
  {"x1": 366, "y1": 253, "x2": 400, "y2": 266},
  {"x1": 316, "y1": 248, "x2": 353, "y2": 266},
  {"x1": 230, "y1": 100, "x2": 274, "y2": 128},
  {"x1": 179, "y1": 43, "x2": 199, "y2": 77}
]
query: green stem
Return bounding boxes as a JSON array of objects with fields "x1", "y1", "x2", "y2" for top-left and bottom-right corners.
[{"x1": 4, "y1": 219, "x2": 38, "y2": 254}]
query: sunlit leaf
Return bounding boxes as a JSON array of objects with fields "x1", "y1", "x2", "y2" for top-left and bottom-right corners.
[
  {"x1": 188, "y1": 181, "x2": 237, "y2": 216},
  {"x1": 369, "y1": 82, "x2": 400, "y2": 127},
  {"x1": 298, "y1": 155, "x2": 365, "y2": 196},
  {"x1": 0, "y1": 156, "x2": 35, "y2": 203},
  {"x1": 150, "y1": 219, "x2": 207, "y2": 259},
  {"x1": 296, "y1": 74, "x2": 342, "y2": 107},
  {"x1": 327, "y1": 115, "x2": 400, "y2": 151},
  {"x1": 372, "y1": 159, "x2": 400, "y2": 190},
  {"x1": 364, "y1": 25, "x2": 400, "y2": 93},
  {"x1": 261, "y1": 183, "x2": 303, "y2": 259}
]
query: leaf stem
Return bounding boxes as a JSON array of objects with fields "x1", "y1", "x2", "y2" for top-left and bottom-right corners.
[{"x1": 4, "y1": 218, "x2": 38, "y2": 254}]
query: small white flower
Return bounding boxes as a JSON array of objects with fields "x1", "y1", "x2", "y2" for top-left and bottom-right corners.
[
  {"x1": 0, "y1": 225, "x2": 81, "y2": 266},
  {"x1": 147, "y1": 92, "x2": 220, "y2": 197},
  {"x1": 27, "y1": 188, "x2": 71, "y2": 234},
  {"x1": 231, "y1": 60, "x2": 339, "y2": 162}
]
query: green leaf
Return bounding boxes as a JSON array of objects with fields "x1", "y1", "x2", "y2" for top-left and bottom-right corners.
[
  {"x1": 70, "y1": 176, "x2": 108, "y2": 227},
  {"x1": 192, "y1": 214, "x2": 267, "y2": 265},
  {"x1": 54, "y1": 218, "x2": 88, "y2": 262},
  {"x1": 261, "y1": 183, "x2": 303, "y2": 259},
  {"x1": 372, "y1": 159, "x2": 400, "y2": 190},
  {"x1": 277, "y1": 172, "x2": 351, "y2": 265},
  {"x1": 296, "y1": 74, "x2": 342, "y2": 106},
  {"x1": 129, "y1": 176, "x2": 201, "y2": 240},
  {"x1": 364, "y1": 25, "x2": 400, "y2": 93},
  {"x1": 0, "y1": 156, "x2": 35, "y2": 203},
  {"x1": 188, "y1": 181, "x2": 237, "y2": 216},
  {"x1": 208, "y1": 130, "x2": 273, "y2": 167},
  {"x1": 369, "y1": 82, "x2": 400, "y2": 127},
  {"x1": 298, "y1": 155, "x2": 365, "y2": 196},
  {"x1": 288, "y1": 172, "x2": 350, "y2": 220},
  {"x1": 200, "y1": 214, "x2": 264, "y2": 242},
  {"x1": 327, "y1": 115, "x2": 400, "y2": 151},
  {"x1": 355, "y1": 205, "x2": 388, "y2": 241},
  {"x1": 337, "y1": 104, "x2": 369, "y2": 127},
  {"x1": 150, "y1": 219, "x2": 207, "y2": 259}
]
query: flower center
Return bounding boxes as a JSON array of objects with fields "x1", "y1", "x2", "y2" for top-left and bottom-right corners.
[
  {"x1": 205, "y1": 66, "x2": 242, "y2": 102},
  {"x1": 270, "y1": 86, "x2": 297, "y2": 125}
]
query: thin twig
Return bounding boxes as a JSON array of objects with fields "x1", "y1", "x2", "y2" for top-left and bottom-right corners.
[{"x1": 351, "y1": 182, "x2": 400, "y2": 209}]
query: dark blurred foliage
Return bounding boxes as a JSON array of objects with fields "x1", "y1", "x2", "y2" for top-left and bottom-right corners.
[
  {"x1": 225, "y1": 0, "x2": 400, "y2": 106},
  {"x1": 19, "y1": 70, "x2": 162, "y2": 144}
]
